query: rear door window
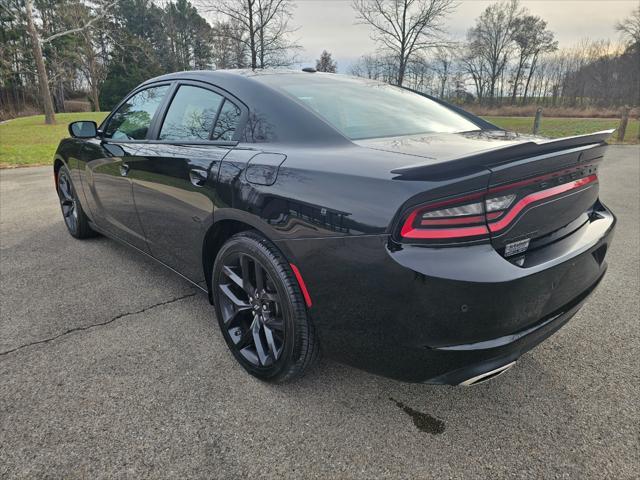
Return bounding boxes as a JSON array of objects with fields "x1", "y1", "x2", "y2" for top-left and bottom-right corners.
[
  {"x1": 159, "y1": 85, "x2": 224, "y2": 141},
  {"x1": 104, "y1": 85, "x2": 170, "y2": 140},
  {"x1": 212, "y1": 100, "x2": 242, "y2": 141}
]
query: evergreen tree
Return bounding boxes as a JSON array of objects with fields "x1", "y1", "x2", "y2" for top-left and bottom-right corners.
[{"x1": 315, "y1": 50, "x2": 337, "y2": 73}]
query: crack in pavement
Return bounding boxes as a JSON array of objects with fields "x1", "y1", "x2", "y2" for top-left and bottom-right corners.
[{"x1": 0, "y1": 291, "x2": 198, "y2": 357}]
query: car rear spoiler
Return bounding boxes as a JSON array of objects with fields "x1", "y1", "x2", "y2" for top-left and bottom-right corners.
[{"x1": 391, "y1": 129, "x2": 615, "y2": 180}]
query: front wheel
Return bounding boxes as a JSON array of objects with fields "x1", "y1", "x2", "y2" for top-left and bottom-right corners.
[{"x1": 212, "y1": 231, "x2": 319, "y2": 383}]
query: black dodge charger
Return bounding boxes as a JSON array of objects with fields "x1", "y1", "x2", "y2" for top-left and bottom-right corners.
[{"x1": 53, "y1": 70, "x2": 615, "y2": 385}]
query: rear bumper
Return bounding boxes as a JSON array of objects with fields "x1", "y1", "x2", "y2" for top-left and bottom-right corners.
[
  {"x1": 426, "y1": 269, "x2": 605, "y2": 385},
  {"x1": 278, "y1": 202, "x2": 615, "y2": 384}
]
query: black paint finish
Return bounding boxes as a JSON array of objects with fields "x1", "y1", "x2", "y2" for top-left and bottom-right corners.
[{"x1": 53, "y1": 70, "x2": 616, "y2": 384}]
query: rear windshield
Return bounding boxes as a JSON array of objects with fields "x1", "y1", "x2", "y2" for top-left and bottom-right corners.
[{"x1": 258, "y1": 74, "x2": 480, "y2": 140}]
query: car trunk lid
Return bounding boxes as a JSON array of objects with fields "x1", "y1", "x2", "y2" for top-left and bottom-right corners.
[
  {"x1": 377, "y1": 129, "x2": 613, "y2": 252},
  {"x1": 484, "y1": 140, "x2": 606, "y2": 256}
]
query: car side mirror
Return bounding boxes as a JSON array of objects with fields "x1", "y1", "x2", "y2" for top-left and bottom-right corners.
[{"x1": 69, "y1": 121, "x2": 98, "y2": 138}]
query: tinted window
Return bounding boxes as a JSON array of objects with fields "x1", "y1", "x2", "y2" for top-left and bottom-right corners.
[
  {"x1": 212, "y1": 100, "x2": 241, "y2": 141},
  {"x1": 258, "y1": 75, "x2": 480, "y2": 140},
  {"x1": 104, "y1": 85, "x2": 170, "y2": 140},
  {"x1": 160, "y1": 86, "x2": 224, "y2": 141}
]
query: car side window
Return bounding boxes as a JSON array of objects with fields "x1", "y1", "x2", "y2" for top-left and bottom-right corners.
[
  {"x1": 212, "y1": 100, "x2": 242, "y2": 141},
  {"x1": 159, "y1": 85, "x2": 224, "y2": 141},
  {"x1": 104, "y1": 85, "x2": 170, "y2": 140}
]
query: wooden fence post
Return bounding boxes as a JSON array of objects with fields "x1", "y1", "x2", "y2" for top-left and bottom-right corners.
[
  {"x1": 533, "y1": 107, "x2": 543, "y2": 135},
  {"x1": 617, "y1": 106, "x2": 629, "y2": 142}
]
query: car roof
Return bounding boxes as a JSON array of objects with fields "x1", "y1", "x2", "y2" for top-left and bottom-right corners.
[
  {"x1": 141, "y1": 68, "x2": 313, "y2": 88},
  {"x1": 138, "y1": 69, "x2": 351, "y2": 145},
  {"x1": 134, "y1": 69, "x2": 490, "y2": 144},
  {"x1": 139, "y1": 69, "x2": 383, "y2": 95}
]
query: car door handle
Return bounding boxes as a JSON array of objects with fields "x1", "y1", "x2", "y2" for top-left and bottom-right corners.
[
  {"x1": 120, "y1": 162, "x2": 130, "y2": 176},
  {"x1": 189, "y1": 168, "x2": 208, "y2": 187}
]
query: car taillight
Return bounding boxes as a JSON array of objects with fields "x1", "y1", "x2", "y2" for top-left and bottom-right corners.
[
  {"x1": 400, "y1": 193, "x2": 490, "y2": 240},
  {"x1": 399, "y1": 173, "x2": 597, "y2": 242},
  {"x1": 487, "y1": 174, "x2": 597, "y2": 233},
  {"x1": 485, "y1": 194, "x2": 516, "y2": 213}
]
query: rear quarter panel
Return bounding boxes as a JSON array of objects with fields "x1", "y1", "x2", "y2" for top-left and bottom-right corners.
[{"x1": 216, "y1": 143, "x2": 493, "y2": 241}]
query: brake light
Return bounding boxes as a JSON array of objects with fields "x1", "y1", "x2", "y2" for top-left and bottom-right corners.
[
  {"x1": 488, "y1": 174, "x2": 598, "y2": 233},
  {"x1": 399, "y1": 174, "x2": 597, "y2": 242},
  {"x1": 400, "y1": 195, "x2": 489, "y2": 240}
]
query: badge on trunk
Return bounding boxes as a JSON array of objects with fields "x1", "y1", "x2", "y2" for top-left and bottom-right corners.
[{"x1": 504, "y1": 238, "x2": 530, "y2": 257}]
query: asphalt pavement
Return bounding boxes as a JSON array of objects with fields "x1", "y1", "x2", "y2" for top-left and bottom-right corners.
[{"x1": 1, "y1": 146, "x2": 638, "y2": 479}]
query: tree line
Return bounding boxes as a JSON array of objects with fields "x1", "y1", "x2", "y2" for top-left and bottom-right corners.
[
  {"x1": 350, "y1": 0, "x2": 639, "y2": 109},
  {"x1": 1, "y1": 0, "x2": 638, "y2": 123},
  {"x1": 0, "y1": 0, "x2": 300, "y2": 122}
]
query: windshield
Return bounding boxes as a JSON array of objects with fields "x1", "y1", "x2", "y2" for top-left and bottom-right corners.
[{"x1": 258, "y1": 74, "x2": 480, "y2": 140}]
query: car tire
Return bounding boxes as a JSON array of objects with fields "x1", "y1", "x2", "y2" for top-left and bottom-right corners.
[
  {"x1": 212, "y1": 231, "x2": 319, "y2": 383},
  {"x1": 57, "y1": 166, "x2": 97, "y2": 239}
]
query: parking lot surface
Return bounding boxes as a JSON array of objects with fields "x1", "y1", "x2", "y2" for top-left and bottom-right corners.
[{"x1": 1, "y1": 146, "x2": 638, "y2": 478}]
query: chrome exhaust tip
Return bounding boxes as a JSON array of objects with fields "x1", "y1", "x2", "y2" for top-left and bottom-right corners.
[{"x1": 459, "y1": 361, "x2": 516, "y2": 386}]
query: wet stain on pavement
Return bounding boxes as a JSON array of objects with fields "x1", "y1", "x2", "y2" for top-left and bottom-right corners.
[{"x1": 390, "y1": 397, "x2": 445, "y2": 434}]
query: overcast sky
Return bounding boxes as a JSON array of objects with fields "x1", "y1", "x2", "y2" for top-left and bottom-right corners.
[{"x1": 289, "y1": 0, "x2": 637, "y2": 72}]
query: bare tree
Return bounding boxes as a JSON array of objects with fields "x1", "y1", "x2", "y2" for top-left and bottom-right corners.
[
  {"x1": 79, "y1": 27, "x2": 107, "y2": 111},
  {"x1": 315, "y1": 50, "x2": 337, "y2": 72},
  {"x1": 72, "y1": 3, "x2": 117, "y2": 112},
  {"x1": 352, "y1": 0, "x2": 457, "y2": 86},
  {"x1": 510, "y1": 14, "x2": 556, "y2": 104},
  {"x1": 211, "y1": 20, "x2": 247, "y2": 68},
  {"x1": 349, "y1": 54, "x2": 385, "y2": 80},
  {"x1": 466, "y1": 0, "x2": 522, "y2": 104},
  {"x1": 405, "y1": 53, "x2": 432, "y2": 92},
  {"x1": 459, "y1": 43, "x2": 488, "y2": 102},
  {"x1": 21, "y1": 0, "x2": 117, "y2": 123},
  {"x1": 432, "y1": 45, "x2": 454, "y2": 97},
  {"x1": 616, "y1": 6, "x2": 640, "y2": 48},
  {"x1": 202, "y1": 0, "x2": 298, "y2": 69},
  {"x1": 349, "y1": 53, "x2": 398, "y2": 84}
]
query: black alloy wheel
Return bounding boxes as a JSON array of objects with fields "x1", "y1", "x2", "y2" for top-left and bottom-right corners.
[
  {"x1": 212, "y1": 231, "x2": 319, "y2": 382},
  {"x1": 57, "y1": 166, "x2": 96, "y2": 239},
  {"x1": 219, "y1": 251, "x2": 285, "y2": 366},
  {"x1": 58, "y1": 168, "x2": 78, "y2": 232}
]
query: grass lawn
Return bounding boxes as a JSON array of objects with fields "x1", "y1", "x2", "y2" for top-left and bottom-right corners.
[
  {"x1": 485, "y1": 116, "x2": 639, "y2": 144},
  {"x1": 1, "y1": 111, "x2": 637, "y2": 168},
  {"x1": 0, "y1": 112, "x2": 108, "y2": 167}
]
